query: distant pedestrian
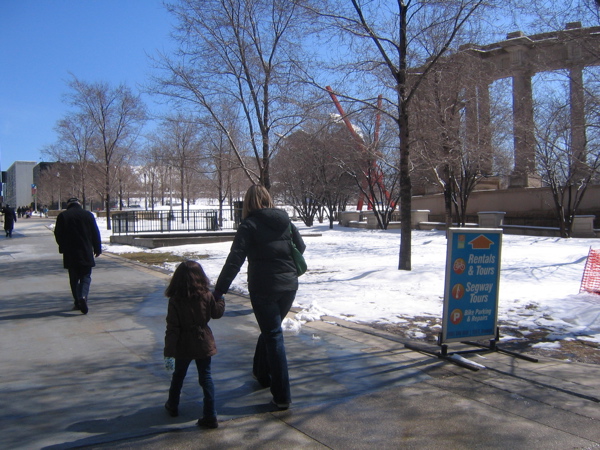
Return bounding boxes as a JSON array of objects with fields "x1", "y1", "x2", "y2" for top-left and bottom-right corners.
[
  {"x1": 163, "y1": 260, "x2": 225, "y2": 429},
  {"x1": 2, "y1": 205, "x2": 17, "y2": 237},
  {"x1": 214, "y1": 185, "x2": 305, "y2": 410},
  {"x1": 54, "y1": 197, "x2": 102, "y2": 314}
]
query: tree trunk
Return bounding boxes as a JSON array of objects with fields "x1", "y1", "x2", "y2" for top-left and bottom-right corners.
[
  {"x1": 397, "y1": 2, "x2": 411, "y2": 270},
  {"x1": 398, "y1": 106, "x2": 412, "y2": 270},
  {"x1": 105, "y1": 166, "x2": 111, "y2": 230}
]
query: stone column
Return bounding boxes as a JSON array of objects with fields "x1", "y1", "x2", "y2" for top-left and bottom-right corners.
[
  {"x1": 479, "y1": 81, "x2": 493, "y2": 174},
  {"x1": 511, "y1": 70, "x2": 536, "y2": 186},
  {"x1": 570, "y1": 66, "x2": 587, "y2": 174},
  {"x1": 465, "y1": 81, "x2": 493, "y2": 174}
]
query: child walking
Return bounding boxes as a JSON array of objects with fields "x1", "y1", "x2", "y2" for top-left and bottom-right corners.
[{"x1": 164, "y1": 260, "x2": 225, "y2": 428}]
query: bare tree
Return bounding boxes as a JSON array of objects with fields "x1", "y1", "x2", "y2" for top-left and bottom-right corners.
[
  {"x1": 411, "y1": 54, "x2": 497, "y2": 228},
  {"x1": 43, "y1": 111, "x2": 96, "y2": 208},
  {"x1": 535, "y1": 80, "x2": 600, "y2": 237},
  {"x1": 153, "y1": 0, "x2": 308, "y2": 190},
  {"x1": 139, "y1": 147, "x2": 165, "y2": 211},
  {"x1": 66, "y1": 76, "x2": 146, "y2": 229},
  {"x1": 315, "y1": 124, "x2": 356, "y2": 229},
  {"x1": 272, "y1": 116, "x2": 358, "y2": 227},
  {"x1": 274, "y1": 130, "x2": 322, "y2": 226},
  {"x1": 155, "y1": 114, "x2": 204, "y2": 221},
  {"x1": 35, "y1": 164, "x2": 57, "y2": 210},
  {"x1": 353, "y1": 112, "x2": 403, "y2": 230},
  {"x1": 35, "y1": 163, "x2": 70, "y2": 210},
  {"x1": 325, "y1": 90, "x2": 402, "y2": 229},
  {"x1": 305, "y1": 0, "x2": 490, "y2": 270},
  {"x1": 504, "y1": 0, "x2": 599, "y2": 31},
  {"x1": 202, "y1": 120, "x2": 247, "y2": 226},
  {"x1": 115, "y1": 164, "x2": 142, "y2": 209}
]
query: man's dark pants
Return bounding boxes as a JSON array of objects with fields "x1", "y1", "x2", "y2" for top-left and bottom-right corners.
[{"x1": 68, "y1": 266, "x2": 92, "y2": 302}]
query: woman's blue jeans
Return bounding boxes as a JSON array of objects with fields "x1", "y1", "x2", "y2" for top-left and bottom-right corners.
[
  {"x1": 250, "y1": 290, "x2": 296, "y2": 404},
  {"x1": 168, "y1": 357, "x2": 216, "y2": 419}
]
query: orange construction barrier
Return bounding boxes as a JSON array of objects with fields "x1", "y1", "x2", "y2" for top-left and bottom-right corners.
[{"x1": 580, "y1": 248, "x2": 600, "y2": 295}]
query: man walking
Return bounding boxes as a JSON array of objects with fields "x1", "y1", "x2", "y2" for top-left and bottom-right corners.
[
  {"x1": 2, "y1": 204, "x2": 17, "y2": 237},
  {"x1": 54, "y1": 198, "x2": 102, "y2": 314}
]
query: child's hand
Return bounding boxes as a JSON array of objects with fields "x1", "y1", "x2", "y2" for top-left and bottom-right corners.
[{"x1": 164, "y1": 357, "x2": 175, "y2": 373}]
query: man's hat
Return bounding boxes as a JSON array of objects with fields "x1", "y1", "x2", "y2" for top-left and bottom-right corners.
[{"x1": 67, "y1": 197, "x2": 80, "y2": 204}]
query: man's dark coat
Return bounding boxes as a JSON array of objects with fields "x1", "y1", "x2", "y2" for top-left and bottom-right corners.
[{"x1": 54, "y1": 203, "x2": 102, "y2": 269}]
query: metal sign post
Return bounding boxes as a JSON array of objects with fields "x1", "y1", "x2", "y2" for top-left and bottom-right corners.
[{"x1": 404, "y1": 228, "x2": 537, "y2": 370}]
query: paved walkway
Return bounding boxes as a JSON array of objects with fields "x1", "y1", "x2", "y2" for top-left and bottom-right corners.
[{"x1": 1, "y1": 218, "x2": 600, "y2": 449}]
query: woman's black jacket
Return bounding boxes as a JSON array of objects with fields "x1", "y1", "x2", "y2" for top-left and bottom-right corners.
[{"x1": 215, "y1": 208, "x2": 306, "y2": 295}]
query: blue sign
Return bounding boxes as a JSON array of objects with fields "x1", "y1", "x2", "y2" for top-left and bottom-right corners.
[{"x1": 442, "y1": 228, "x2": 502, "y2": 343}]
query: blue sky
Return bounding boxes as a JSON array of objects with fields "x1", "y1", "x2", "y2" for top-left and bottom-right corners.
[{"x1": 0, "y1": 0, "x2": 175, "y2": 171}]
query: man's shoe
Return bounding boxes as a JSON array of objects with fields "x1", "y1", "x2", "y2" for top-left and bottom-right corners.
[
  {"x1": 78, "y1": 297, "x2": 88, "y2": 315},
  {"x1": 72, "y1": 303, "x2": 80, "y2": 311},
  {"x1": 197, "y1": 417, "x2": 218, "y2": 429},
  {"x1": 164, "y1": 401, "x2": 178, "y2": 417}
]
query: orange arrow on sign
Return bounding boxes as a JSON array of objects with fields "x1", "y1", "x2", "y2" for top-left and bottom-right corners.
[{"x1": 469, "y1": 235, "x2": 494, "y2": 249}]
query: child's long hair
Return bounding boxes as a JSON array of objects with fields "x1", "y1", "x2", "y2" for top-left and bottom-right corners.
[{"x1": 165, "y1": 260, "x2": 210, "y2": 301}]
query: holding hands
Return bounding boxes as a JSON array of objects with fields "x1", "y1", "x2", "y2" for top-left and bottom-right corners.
[{"x1": 164, "y1": 356, "x2": 175, "y2": 373}]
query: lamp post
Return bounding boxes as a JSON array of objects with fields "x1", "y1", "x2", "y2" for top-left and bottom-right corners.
[
  {"x1": 169, "y1": 165, "x2": 173, "y2": 214},
  {"x1": 31, "y1": 184, "x2": 37, "y2": 213},
  {"x1": 56, "y1": 172, "x2": 61, "y2": 210},
  {"x1": 70, "y1": 165, "x2": 75, "y2": 206}
]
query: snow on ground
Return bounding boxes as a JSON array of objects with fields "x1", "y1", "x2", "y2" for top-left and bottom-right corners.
[{"x1": 98, "y1": 218, "x2": 600, "y2": 346}]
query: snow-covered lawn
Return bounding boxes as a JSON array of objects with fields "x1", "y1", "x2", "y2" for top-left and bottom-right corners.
[{"x1": 99, "y1": 218, "x2": 600, "y2": 348}]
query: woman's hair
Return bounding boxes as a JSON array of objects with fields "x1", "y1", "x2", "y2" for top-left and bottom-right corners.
[
  {"x1": 242, "y1": 184, "x2": 274, "y2": 219},
  {"x1": 165, "y1": 260, "x2": 210, "y2": 300}
]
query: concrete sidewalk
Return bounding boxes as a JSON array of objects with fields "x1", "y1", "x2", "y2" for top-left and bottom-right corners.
[{"x1": 1, "y1": 219, "x2": 599, "y2": 449}]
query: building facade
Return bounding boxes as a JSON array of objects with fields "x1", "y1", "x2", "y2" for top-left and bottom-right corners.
[{"x1": 5, "y1": 161, "x2": 36, "y2": 208}]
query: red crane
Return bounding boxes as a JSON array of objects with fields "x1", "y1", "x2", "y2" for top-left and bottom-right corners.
[{"x1": 326, "y1": 86, "x2": 392, "y2": 210}]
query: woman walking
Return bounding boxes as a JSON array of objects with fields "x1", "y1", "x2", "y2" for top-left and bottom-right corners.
[{"x1": 214, "y1": 185, "x2": 306, "y2": 410}]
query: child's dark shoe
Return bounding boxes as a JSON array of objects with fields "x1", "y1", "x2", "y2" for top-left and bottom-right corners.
[
  {"x1": 197, "y1": 416, "x2": 218, "y2": 429},
  {"x1": 270, "y1": 399, "x2": 290, "y2": 410},
  {"x1": 164, "y1": 401, "x2": 178, "y2": 417}
]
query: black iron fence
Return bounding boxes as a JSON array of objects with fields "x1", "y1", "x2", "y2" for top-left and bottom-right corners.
[{"x1": 111, "y1": 209, "x2": 241, "y2": 235}]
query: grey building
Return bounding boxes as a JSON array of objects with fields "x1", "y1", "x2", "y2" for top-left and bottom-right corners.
[{"x1": 5, "y1": 161, "x2": 36, "y2": 208}]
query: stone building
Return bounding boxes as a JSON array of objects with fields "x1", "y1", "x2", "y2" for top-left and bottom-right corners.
[{"x1": 411, "y1": 22, "x2": 600, "y2": 194}]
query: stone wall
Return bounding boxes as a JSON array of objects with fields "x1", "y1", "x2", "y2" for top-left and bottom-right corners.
[{"x1": 412, "y1": 185, "x2": 600, "y2": 222}]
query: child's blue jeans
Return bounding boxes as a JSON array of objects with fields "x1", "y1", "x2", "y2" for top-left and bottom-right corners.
[{"x1": 168, "y1": 357, "x2": 215, "y2": 419}]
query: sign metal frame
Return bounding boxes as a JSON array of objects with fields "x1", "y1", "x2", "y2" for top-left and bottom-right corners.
[{"x1": 441, "y1": 228, "x2": 502, "y2": 344}]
